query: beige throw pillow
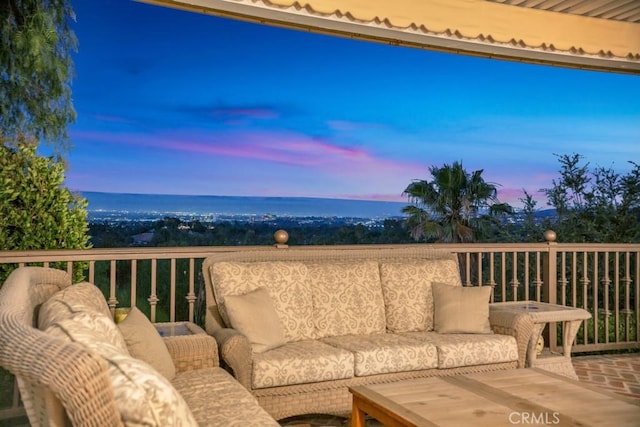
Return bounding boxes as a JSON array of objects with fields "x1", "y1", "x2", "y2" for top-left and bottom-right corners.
[
  {"x1": 224, "y1": 287, "x2": 287, "y2": 353},
  {"x1": 117, "y1": 307, "x2": 176, "y2": 380},
  {"x1": 432, "y1": 283, "x2": 492, "y2": 334}
]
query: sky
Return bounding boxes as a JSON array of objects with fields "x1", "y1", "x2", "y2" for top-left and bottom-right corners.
[{"x1": 61, "y1": 0, "x2": 640, "y2": 208}]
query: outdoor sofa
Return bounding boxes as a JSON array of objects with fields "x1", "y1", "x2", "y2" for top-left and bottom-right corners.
[
  {"x1": 203, "y1": 246, "x2": 535, "y2": 420},
  {"x1": 0, "y1": 266, "x2": 279, "y2": 426}
]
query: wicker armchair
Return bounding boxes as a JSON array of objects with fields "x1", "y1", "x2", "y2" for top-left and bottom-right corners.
[
  {"x1": 0, "y1": 267, "x2": 279, "y2": 427},
  {"x1": 0, "y1": 267, "x2": 122, "y2": 426}
]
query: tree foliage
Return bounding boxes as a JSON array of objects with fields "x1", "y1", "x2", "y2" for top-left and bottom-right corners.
[
  {"x1": 402, "y1": 161, "x2": 512, "y2": 243},
  {"x1": 0, "y1": 135, "x2": 90, "y2": 279},
  {"x1": 541, "y1": 153, "x2": 640, "y2": 242},
  {"x1": 1, "y1": 0, "x2": 77, "y2": 150}
]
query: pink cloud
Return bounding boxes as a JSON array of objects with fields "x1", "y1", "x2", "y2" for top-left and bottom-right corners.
[{"x1": 69, "y1": 128, "x2": 427, "y2": 198}]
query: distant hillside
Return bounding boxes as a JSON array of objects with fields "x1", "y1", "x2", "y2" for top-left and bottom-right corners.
[{"x1": 81, "y1": 192, "x2": 408, "y2": 219}]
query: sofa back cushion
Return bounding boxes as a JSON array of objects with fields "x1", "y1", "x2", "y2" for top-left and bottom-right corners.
[
  {"x1": 307, "y1": 261, "x2": 386, "y2": 338},
  {"x1": 38, "y1": 281, "x2": 113, "y2": 330},
  {"x1": 380, "y1": 258, "x2": 462, "y2": 333},
  {"x1": 40, "y1": 283, "x2": 197, "y2": 427},
  {"x1": 38, "y1": 282, "x2": 129, "y2": 354},
  {"x1": 209, "y1": 261, "x2": 315, "y2": 341},
  {"x1": 46, "y1": 318, "x2": 197, "y2": 426}
]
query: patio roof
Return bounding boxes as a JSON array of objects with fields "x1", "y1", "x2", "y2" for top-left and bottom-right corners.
[{"x1": 139, "y1": 0, "x2": 640, "y2": 74}]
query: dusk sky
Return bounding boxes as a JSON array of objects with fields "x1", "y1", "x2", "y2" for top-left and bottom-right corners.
[{"x1": 61, "y1": 0, "x2": 640, "y2": 208}]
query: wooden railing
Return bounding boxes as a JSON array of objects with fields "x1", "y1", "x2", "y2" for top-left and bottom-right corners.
[{"x1": 1, "y1": 238, "x2": 639, "y2": 420}]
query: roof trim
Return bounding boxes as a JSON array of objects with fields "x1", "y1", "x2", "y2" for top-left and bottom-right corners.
[{"x1": 139, "y1": 0, "x2": 640, "y2": 74}]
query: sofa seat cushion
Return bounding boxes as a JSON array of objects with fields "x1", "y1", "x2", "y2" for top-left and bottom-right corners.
[
  {"x1": 210, "y1": 261, "x2": 315, "y2": 341},
  {"x1": 321, "y1": 333, "x2": 438, "y2": 376},
  {"x1": 252, "y1": 340, "x2": 354, "y2": 389},
  {"x1": 307, "y1": 261, "x2": 386, "y2": 338},
  {"x1": 172, "y1": 367, "x2": 279, "y2": 426},
  {"x1": 380, "y1": 258, "x2": 462, "y2": 333},
  {"x1": 403, "y1": 332, "x2": 518, "y2": 369}
]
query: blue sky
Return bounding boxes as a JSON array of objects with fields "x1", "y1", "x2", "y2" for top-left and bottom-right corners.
[{"x1": 62, "y1": 0, "x2": 640, "y2": 208}]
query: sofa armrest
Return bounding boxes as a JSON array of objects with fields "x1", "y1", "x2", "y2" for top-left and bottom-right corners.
[
  {"x1": 164, "y1": 333, "x2": 219, "y2": 373},
  {"x1": 210, "y1": 327, "x2": 253, "y2": 390},
  {"x1": 489, "y1": 310, "x2": 534, "y2": 368}
]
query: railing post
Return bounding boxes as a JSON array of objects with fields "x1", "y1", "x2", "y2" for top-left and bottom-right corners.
[{"x1": 542, "y1": 230, "x2": 559, "y2": 350}]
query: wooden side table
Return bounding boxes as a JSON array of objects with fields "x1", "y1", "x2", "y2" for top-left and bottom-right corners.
[{"x1": 490, "y1": 301, "x2": 591, "y2": 379}]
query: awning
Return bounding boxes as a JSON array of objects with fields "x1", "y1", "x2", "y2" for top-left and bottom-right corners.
[{"x1": 139, "y1": 0, "x2": 640, "y2": 74}]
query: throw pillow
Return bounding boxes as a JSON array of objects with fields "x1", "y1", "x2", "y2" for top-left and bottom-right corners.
[
  {"x1": 432, "y1": 283, "x2": 492, "y2": 334},
  {"x1": 224, "y1": 287, "x2": 286, "y2": 353},
  {"x1": 117, "y1": 307, "x2": 176, "y2": 380}
]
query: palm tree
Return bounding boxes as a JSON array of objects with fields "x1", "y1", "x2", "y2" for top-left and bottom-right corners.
[{"x1": 402, "y1": 161, "x2": 512, "y2": 243}]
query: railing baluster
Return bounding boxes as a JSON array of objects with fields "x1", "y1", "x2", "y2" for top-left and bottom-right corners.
[
  {"x1": 622, "y1": 252, "x2": 631, "y2": 342},
  {"x1": 89, "y1": 260, "x2": 95, "y2": 283},
  {"x1": 131, "y1": 260, "x2": 137, "y2": 308},
  {"x1": 559, "y1": 251, "x2": 567, "y2": 306},
  {"x1": 488, "y1": 252, "x2": 496, "y2": 301},
  {"x1": 593, "y1": 252, "x2": 599, "y2": 345},
  {"x1": 108, "y1": 260, "x2": 117, "y2": 311},
  {"x1": 581, "y1": 251, "x2": 590, "y2": 344},
  {"x1": 571, "y1": 252, "x2": 577, "y2": 308},
  {"x1": 523, "y1": 252, "x2": 530, "y2": 302},
  {"x1": 510, "y1": 251, "x2": 519, "y2": 301},
  {"x1": 614, "y1": 252, "x2": 620, "y2": 343},
  {"x1": 170, "y1": 258, "x2": 176, "y2": 322},
  {"x1": 602, "y1": 252, "x2": 611, "y2": 343},
  {"x1": 463, "y1": 252, "x2": 471, "y2": 286},
  {"x1": 534, "y1": 252, "x2": 542, "y2": 302},
  {"x1": 187, "y1": 258, "x2": 196, "y2": 323},
  {"x1": 149, "y1": 259, "x2": 158, "y2": 322},
  {"x1": 500, "y1": 252, "x2": 507, "y2": 302},
  {"x1": 635, "y1": 251, "x2": 640, "y2": 346}
]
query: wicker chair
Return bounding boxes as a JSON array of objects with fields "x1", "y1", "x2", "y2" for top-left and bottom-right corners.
[
  {"x1": 0, "y1": 267, "x2": 122, "y2": 426},
  {"x1": 0, "y1": 267, "x2": 279, "y2": 427}
]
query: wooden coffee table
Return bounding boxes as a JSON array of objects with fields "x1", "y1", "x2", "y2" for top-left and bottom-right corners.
[{"x1": 349, "y1": 369, "x2": 640, "y2": 427}]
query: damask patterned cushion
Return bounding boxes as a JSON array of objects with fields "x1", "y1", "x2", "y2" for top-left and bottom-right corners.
[
  {"x1": 224, "y1": 287, "x2": 287, "y2": 353},
  {"x1": 46, "y1": 319, "x2": 198, "y2": 426},
  {"x1": 38, "y1": 281, "x2": 113, "y2": 330},
  {"x1": 321, "y1": 333, "x2": 438, "y2": 376},
  {"x1": 210, "y1": 261, "x2": 315, "y2": 341},
  {"x1": 118, "y1": 307, "x2": 176, "y2": 379},
  {"x1": 380, "y1": 258, "x2": 462, "y2": 333},
  {"x1": 432, "y1": 283, "x2": 492, "y2": 334},
  {"x1": 172, "y1": 368, "x2": 279, "y2": 426},
  {"x1": 307, "y1": 261, "x2": 386, "y2": 338},
  {"x1": 43, "y1": 309, "x2": 129, "y2": 354},
  {"x1": 403, "y1": 331, "x2": 518, "y2": 368},
  {"x1": 252, "y1": 340, "x2": 354, "y2": 389}
]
